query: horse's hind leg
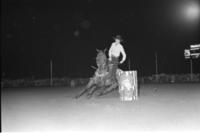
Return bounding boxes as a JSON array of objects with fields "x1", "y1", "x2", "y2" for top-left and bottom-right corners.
[{"x1": 98, "y1": 83, "x2": 118, "y2": 97}]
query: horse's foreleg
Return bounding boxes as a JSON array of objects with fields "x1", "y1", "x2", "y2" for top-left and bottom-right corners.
[
  {"x1": 87, "y1": 86, "x2": 97, "y2": 98},
  {"x1": 75, "y1": 78, "x2": 94, "y2": 99},
  {"x1": 75, "y1": 87, "x2": 88, "y2": 99}
]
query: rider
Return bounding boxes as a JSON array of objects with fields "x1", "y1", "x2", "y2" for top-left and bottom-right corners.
[{"x1": 108, "y1": 35, "x2": 126, "y2": 79}]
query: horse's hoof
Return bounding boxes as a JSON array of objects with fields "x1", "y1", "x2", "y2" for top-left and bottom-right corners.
[
  {"x1": 87, "y1": 94, "x2": 92, "y2": 99},
  {"x1": 97, "y1": 93, "x2": 103, "y2": 97}
]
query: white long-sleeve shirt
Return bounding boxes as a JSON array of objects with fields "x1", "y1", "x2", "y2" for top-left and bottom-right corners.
[{"x1": 108, "y1": 42, "x2": 126, "y2": 63}]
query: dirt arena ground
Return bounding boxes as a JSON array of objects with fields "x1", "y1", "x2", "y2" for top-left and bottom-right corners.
[{"x1": 2, "y1": 83, "x2": 200, "y2": 132}]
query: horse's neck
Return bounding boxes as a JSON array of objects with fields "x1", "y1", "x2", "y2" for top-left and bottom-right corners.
[{"x1": 99, "y1": 65, "x2": 107, "y2": 72}]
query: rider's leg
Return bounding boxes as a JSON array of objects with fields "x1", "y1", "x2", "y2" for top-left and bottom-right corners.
[{"x1": 111, "y1": 56, "x2": 119, "y2": 80}]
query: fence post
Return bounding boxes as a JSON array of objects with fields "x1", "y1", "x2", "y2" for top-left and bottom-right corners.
[
  {"x1": 50, "y1": 60, "x2": 53, "y2": 86},
  {"x1": 155, "y1": 52, "x2": 159, "y2": 83}
]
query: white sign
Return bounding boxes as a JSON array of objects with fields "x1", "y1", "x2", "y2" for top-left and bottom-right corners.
[
  {"x1": 185, "y1": 44, "x2": 200, "y2": 59},
  {"x1": 191, "y1": 53, "x2": 200, "y2": 58},
  {"x1": 190, "y1": 44, "x2": 200, "y2": 59},
  {"x1": 184, "y1": 49, "x2": 190, "y2": 59},
  {"x1": 190, "y1": 44, "x2": 200, "y2": 50}
]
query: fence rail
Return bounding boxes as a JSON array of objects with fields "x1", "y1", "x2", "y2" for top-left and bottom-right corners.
[{"x1": 1, "y1": 74, "x2": 200, "y2": 88}]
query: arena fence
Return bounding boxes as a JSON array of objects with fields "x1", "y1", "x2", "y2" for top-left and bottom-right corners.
[{"x1": 1, "y1": 73, "x2": 200, "y2": 88}]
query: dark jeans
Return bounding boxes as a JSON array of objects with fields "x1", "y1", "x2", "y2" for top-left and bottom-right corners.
[{"x1": 110, "y1": 56, "x2": 119, "y2": 80}]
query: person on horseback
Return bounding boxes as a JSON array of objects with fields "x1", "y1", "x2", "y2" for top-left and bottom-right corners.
[{"x1": 108, "y1": 35, "x2": 126, "y2": 79}]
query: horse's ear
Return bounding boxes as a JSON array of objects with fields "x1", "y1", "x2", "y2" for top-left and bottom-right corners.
[
  {"x1": 96, "y1": 49, "x2": 100, "y2": 52},
  {"x1": 104, "y1": 48, "x2": 107, "y2": 52}
]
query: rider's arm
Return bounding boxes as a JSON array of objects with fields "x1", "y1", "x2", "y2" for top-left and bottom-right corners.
[
  {"x1": 120, "y1": 45, "x2": 126, "y2": 64},
  {"x1": 108, "y1": 43, "x2": 114, "y2": 60}
]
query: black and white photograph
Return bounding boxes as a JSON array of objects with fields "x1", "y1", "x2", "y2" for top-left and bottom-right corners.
[{"x1": 1, "y1": 0, "x2": 200, "y2": 132}]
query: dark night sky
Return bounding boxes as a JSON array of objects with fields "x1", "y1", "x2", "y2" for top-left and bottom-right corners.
[{"x1": 1, "y1": 0, "x2": 200, "y2": 79}]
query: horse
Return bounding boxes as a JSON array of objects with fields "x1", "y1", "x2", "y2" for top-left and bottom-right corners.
[{"x1": 75, "y1": 49, "x2": 119, "y2": 98}]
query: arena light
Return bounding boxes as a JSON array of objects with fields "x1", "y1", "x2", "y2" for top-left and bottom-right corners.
[
  {"x1": 183, "y1": 2, "x2": 200, "y2": 21},
  {"x1": 171, "y1": 0, "x2": 200, "y2": 29}
]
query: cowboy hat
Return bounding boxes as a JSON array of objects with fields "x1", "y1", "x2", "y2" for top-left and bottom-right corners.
[{"x1": 113, "y1": 35, "x2": 123, "y2": 42}]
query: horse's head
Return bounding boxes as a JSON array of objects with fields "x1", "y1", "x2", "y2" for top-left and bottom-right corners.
[
  {"x1": 96, "y1": 49, "x2": 107, "y2": 68},
  {"x1": 95, "y1": 48, "x2": 109, "y2": 77}
]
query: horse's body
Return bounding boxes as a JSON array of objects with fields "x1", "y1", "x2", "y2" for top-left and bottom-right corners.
[{"x1": 75, "y1": 49, "x2": 119, "y2": 98}]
